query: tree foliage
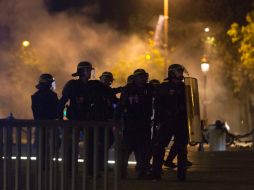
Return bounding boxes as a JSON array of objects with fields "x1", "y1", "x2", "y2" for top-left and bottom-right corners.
[{"x1": 227, "y1": 11, "x2": 254, "y2": 94}]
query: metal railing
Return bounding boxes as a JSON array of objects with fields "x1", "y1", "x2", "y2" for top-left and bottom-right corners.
[{"x1": 0, "y1": 119, "x2": 120, "y2": 190}]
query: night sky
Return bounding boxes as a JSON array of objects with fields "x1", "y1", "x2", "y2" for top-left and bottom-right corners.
[{"x1": 44, "y1": 0, "x2": 254, "y2": 29}]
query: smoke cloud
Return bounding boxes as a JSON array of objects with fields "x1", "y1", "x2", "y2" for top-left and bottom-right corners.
[
  {"x1": 0, "y1": 0, "x2": 245, "y2": 134},
  {"x1": 0, "y1": 0, "x2": 165, "y2": 118}
]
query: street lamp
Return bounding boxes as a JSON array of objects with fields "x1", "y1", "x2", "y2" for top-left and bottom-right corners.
[
  {"x1": 153, "y1": 1, "x2": 169, "y2": 76},
  {"x1": 201, "y1": 56, "x2": 210, "y2": 73},
  {"x1": 201, "y1": 55, "x2": 209, "y2": 126},
  {"x1": 163, "y1": 0, "x2": 169, "y2": 77}
]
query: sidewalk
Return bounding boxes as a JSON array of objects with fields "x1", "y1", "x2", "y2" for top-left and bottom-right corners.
[{"x1": 120, "y1": 150, "x2": 254, "y2": 190}]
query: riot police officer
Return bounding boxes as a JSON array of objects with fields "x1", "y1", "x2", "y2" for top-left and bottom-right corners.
[
  {"x1": 59, "y1": 61, "x2": 113, "y2": 175},
  {"x1": 31, "y1": 73, "x2": 59, "y2": 172},
  {"x1": 115, "y1": 69, "x2": 153, "y2": 179},
  {"x1": 126, "y1": 74, "x2": 135, "y2": 84},
  {"x1": 32, "y1": 73, "x2": 58, "y2": 120},
  {"x1": 59, "y1": 61, "x2": 94, "y2": 120},
  {"x1": 99, "y1": 71, "x2": 122, "y2": 113},
  {"x1": 148, "y1": 79, "x2": 160, "y2": 162},
  {"x1": 150, "y1": 64, "x2": 189, "y2": 181},
  {"x1": 99, "y1": 71, "x2": 122, "y2": 148}
]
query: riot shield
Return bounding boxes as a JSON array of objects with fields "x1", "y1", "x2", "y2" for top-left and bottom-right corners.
[{"x1": 184, "y1": 77, "x2": 202, "y2": 143}]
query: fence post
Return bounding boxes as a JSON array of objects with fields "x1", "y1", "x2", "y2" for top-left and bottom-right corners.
[
  {"x1": 26, "y1": 126, "x2": 32, "y2": 190},
  {"x1": 93, "y1": 127, "x2": 99, "y2": 190},
  {"x1": 252, "y1": 129, "x2": 254, "y2": 150},
  {"x1": 0, "y1": 121, "x2": 3, "y2": 188},
  {"x1": 83, "y1": 127, "x2": 88, "y2": 190},
  {"x1": 3, "y1": 124, "x2": 9, "y2": 190},
  {"x1": 0, "y1": 122, "x2": 3, "y2": 156},
  {"x1": 38, "y1": 126, "x2": 44, "y2": 190},
  {"x1": 15, "y1": 126, "x2": 21, "y2": 190},
  {"x1": 44, "y1": 126, "x2": 50, "y2": 190},
  {"x1": 3, "y1": 113, "x2": 14, "y2": 190},
  {"x1": 61, "y1": 126, "x2": 69, "y2": 190},
  {"x1": 114, "y1": 127, "x2": 120, "y2": 190},
  {"x1": 71, "y1": 126, "x2": 78, "y2": 190},
  {"x1": 0, "y1": 123, "x2": 2, "y2": 154},
  {"x1": 104, "y1": 127, "x2": 109, "y2": 190},
  {"x1": 49, "y1": 127, "x2": 54, "y2": 190}
]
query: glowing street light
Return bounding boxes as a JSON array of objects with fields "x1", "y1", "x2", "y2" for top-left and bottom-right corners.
[
  {"x1": 22, "y1": 40, "x2": 30, "y2": 47},
  {"x1": 201, "y1": 55, "x2": 209, "y2": 126},
  {"x1": 163, "y1": 0, "x2": 169, "y2": 77},
  {"x1": 201, "y1": 56, "x2": 210, "y2": 73},
  {"x1": 204, "y1": 27, "x2": 210, "y2": 33},
  {"x1": 153, "y1": 1, "x2": 169, "y2": 76}
]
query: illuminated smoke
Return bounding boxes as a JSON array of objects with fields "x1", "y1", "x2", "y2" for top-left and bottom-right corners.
[
  {"x1": 0, "y1": 0, "x2": 246, "y2": 134},
  {"x1": 0, "y1": 0, "x2": 165, "y2": 118}
]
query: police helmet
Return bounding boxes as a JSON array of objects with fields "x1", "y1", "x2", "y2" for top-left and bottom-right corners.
[
  {"x1": 38, "y1": 73, "x2": 54, "y2": 83},
  {"x1": 167, "y1": 64, "x2": 188, "y2": 79},
  {"x1": 127, "y1": 75, "x2": 134, "y2": 84},
  {"x1": 149, "y1": 79, "x2": 160, "y2": 85},
  {"x1": 36, "y1": 73, "x2": 55, "y2": 89},
  {"x1": 99, "y1": 71, "x2": 114, "y2": 81},
  {"x1": 133, "y1": 69, "x2": 149, "y2": 78},
  {"x1": 72, "y1": 61, "x2": 94, "y2": 77}
]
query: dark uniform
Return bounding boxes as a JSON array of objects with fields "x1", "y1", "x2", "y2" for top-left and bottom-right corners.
[
  {"x1": 148, "y1": 79, "x2": 160, "y2": 161},
  {"x1": 32, "y1": 74, "x2": 58, "y2": 120},
  {"x1": 32, "y1": 89, "x2": 58, "y2": 120},
  {"x1": 59, "y1": 79, "x2": 112, "y2": 121},
  {"x1": 151, "y1": 64, "x2": 189, "y2": 181},
  {"x1": 59, "y1": 62, "x2": 113, "y2": 175},
  {"x1": 99, "y1": 71, "x2": 122, "y2": 120},
  {"x1": 115, "y1": 69, "x2": 153, "y2": 179}
]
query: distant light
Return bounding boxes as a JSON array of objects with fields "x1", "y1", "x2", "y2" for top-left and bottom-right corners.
[
  {"x1": 201, "y1": 63, "x2": 210, "y2": 73},
  {"x1": 22, "y1": 40, "x2": 30, "y2": 47},
  {"x1": 145, "y1": 54, "x2": 151, "y2": 60},
  {"x1": 204, "y1": 27, "x2": 210, "y2": 33},
  {"x1": 107, "y1": 160, "x2": 136, "y2": 165},
  {"x1": 127, "y1": 161, "x2": 137, "y2": 165},
  {"x1": 1, "y1": 157, "x2": 137, "y2": 165},
  {"x1": 78, "y1": 159, "x2": 84, "y2": 163},
  {"x1": 201, "y1": 56, "x2": 210, "y2": 73},
  {"x1": 108, "y1": 160, "x2": 115, "y2": 164}
]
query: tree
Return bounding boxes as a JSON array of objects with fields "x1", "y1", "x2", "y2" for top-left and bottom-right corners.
[
  {"x1": 227, "y1": 11, "x2": 254, "y2": 132},
  {"x1": 227, "y1": 11, "x2": 254, "y2": 93}
]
